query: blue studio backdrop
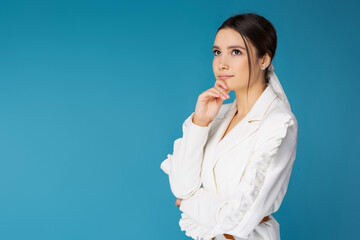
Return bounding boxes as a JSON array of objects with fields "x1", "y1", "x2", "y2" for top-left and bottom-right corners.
[{"x1": 0, "y1": 0, "x2": 359, "y2": 239}]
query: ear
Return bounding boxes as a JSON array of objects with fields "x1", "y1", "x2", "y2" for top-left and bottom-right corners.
[{"x1": 260, "y1": 53, "x2": 272, "y2": 68}]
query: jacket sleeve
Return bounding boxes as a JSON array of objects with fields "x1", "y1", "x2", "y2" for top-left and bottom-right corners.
[
  {"x1": 160, "y1": 112, "x2": 214, "y2": 200},
  {"x1": 178, "y1": 112, "x2": 298, "y2": 239}
]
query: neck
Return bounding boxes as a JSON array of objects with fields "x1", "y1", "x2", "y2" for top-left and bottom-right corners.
[{"x1": 234, "y1": 82, "x2": 267, "y2": 117}]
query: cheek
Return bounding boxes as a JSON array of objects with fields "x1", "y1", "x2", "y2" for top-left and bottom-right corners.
[
  {"x1": 231, "y1": 58, "x2": 250, "y2": 86},
  {"x1": 233, "y1": 57, "x2": 248, "y2": 72},
  {"x1": 212, "y1": 59, "x2": 217, "y2": 69}
]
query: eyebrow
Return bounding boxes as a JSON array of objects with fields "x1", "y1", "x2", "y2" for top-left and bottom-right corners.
[{"x1": 212, "y1": 45, "x2": 246, "y2": 50}]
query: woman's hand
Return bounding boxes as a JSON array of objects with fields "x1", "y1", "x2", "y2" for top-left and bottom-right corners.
[
  {"x1": 175, "y1": 198, "x2": 183, "y2": 208},
  {"x1": 193, "y1": 79, "x2": 231, "y2": 127}
]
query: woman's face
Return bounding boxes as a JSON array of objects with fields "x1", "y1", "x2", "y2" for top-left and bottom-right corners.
[{"x1": 212, "y1": 28, "x2": 260, "y2": 91}]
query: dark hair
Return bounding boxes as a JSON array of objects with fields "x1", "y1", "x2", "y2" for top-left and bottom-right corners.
[{"x1": 217, "y1": 13, "x2": 277, "y2": 95}]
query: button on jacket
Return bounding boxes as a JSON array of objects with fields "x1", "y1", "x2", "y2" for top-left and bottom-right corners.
[{"x1": 160, "y1": 84, "x2": 298, "y2": 240}]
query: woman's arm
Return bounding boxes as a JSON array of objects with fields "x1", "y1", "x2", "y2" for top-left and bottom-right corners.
[
  {"x1": 161, "y1": 79, "x2": 230, "y2": 200},
  {"x1": 160, "y1": 112, "x2": 213, "y2": 200}
]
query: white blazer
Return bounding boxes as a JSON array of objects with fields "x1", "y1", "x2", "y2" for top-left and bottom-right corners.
[{"x1": 160, "y1": 84, "x2": 298, "y2": 240}]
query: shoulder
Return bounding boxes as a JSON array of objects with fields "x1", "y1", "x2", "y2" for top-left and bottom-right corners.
[
  {"x1": 255, "y1": 98, "x2": 298, "y2": 149},
  {"x1": 254, "y1": 98, "x2": 298, "y2": 153},
  {"x1": 262, "y1": 97, "x2": 298, "y2": 130}
]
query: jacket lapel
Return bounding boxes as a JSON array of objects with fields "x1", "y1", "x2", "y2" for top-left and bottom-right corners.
[{"x1": 210, "y1": 84, "x2": 278, "y2": 169}]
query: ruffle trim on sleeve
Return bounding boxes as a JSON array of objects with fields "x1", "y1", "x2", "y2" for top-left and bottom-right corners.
[
  {"x1": 218, "y1": 114, "x2": 295, "y2": 233},
  {"x1": 179, "y1": 212, "x2": 218, "y2": 240},
  {"x1": 160, "y1": 154, "x2": 172, "y2": 175}
]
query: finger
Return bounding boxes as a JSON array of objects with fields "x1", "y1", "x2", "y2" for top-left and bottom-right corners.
[
  {"x1": 213, "y1": 86, "x2": 230, "y2": 98},
  {"x1": 207, "y1": 89, "x2": 226, "y2": 100},
  {"x1": 210, "y1": 88, "x2": 228, "y2": 100},
  {"x1": 215, "y1": 80, "x2": 227, "y2": 90},
  {"x1": 215, "y1": 80, "x2": 229, "y2": 92},
  {"x1": 204, "y1": 88, "x2": 220, "y2": 98},
  {"x1": 214, "y1": 85, "x2": 230, "y2": 95}
]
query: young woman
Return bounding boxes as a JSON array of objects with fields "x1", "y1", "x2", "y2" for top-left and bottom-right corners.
[{"x1": 160, "y1": 13, "x2": 298, "y2": 240}]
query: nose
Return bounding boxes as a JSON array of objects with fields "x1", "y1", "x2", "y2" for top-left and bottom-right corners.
[{"x1": 218, "y1": 60, "x2": 229, "y2": 70}]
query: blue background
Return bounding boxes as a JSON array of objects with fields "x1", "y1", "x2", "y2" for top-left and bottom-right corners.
[{"x1": 0, "y1": 0, "x2": 359, "y2": 239}]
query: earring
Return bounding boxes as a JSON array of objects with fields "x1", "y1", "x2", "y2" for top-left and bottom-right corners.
[{"x1": 261, "y1": 65, "x2": 266, "y2": 70}]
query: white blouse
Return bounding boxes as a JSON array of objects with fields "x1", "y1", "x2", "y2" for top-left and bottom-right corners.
[{"x1": 160, "y1": 84, "x2": 298, "y2": 240}]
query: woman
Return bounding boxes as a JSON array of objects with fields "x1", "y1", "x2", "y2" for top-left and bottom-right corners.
[{"x1": 160, "y1": 13, "x2": 298, "y2": 240}]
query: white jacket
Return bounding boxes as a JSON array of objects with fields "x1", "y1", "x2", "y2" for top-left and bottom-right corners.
[{"x1": 160, "y1": 84, "x2": 298, "y2": 240}]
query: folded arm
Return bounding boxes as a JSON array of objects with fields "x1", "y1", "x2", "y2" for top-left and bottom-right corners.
[{"x1": 160, "y1": 112, "x2": 214, "y2": 200}]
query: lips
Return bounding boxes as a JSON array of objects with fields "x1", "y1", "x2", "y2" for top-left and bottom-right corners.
[{"x1": 218, "y1": 75, "x2": 233, "y2": 80}]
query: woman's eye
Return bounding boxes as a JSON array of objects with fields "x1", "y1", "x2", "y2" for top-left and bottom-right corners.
[
  {"x1": 232, "y1": 49, "x2": 242, "y2": 55},
  {"x1": 213, "y1": 49, "x2": 242, "y2": 56}
]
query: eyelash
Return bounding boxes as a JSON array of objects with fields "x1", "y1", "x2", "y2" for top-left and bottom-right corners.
[{"x1": 213, "y1": 49, "x2": 242, "y2": 56}]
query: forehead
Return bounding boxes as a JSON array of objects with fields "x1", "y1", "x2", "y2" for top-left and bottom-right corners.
[{"x1": 214, "y1": 28, "x2": 253, "y2": 51}]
